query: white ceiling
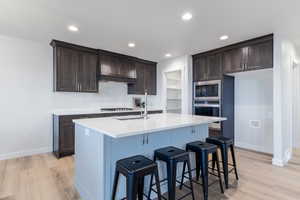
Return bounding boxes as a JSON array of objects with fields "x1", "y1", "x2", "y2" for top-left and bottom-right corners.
[{"x1": 1, "y1": 0, "x2": 300, "y2": 62}]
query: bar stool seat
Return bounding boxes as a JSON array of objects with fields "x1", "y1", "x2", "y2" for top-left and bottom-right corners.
[
  {"x1": 117, "y1": 155, "x2": 155, "y2": 173},
  {"x1": 180, "y1": 141, "x2": 224, "y2": 200},
  {"x1": 206, "y1": 136, "x2": 233, "y2": 145},
  {"x1": 206, "y1": 136, "x2": 239, "y2": 189},
  {"x1": 186, "y1": 141, "x2": 217, "y2": 153},
  {"x1": 149, "y1": 146, "x2": 195, "y2": 200},
  {"x1": 112, "y1": 155, "x2": 162, "y2": 200},
  {"x1": 154, "y1": 146, "x2": 188, "y2": 161}
]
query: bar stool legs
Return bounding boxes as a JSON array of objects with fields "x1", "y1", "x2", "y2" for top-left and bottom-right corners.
[
  {"x1": 167, "y1": 160, "x2": 177, "y2": 200},
  {"x1": 230, "y1": 145, "x2": 239, "y2": 181},
  {"x1": 195, "y1": 152, "x2": 201, "y2": 181},
  {"x1": 154, "y1": 169, "x2": 163, "y2": 200},
  {"x1": 199, "y1": 152, "x2": 209, "y2": 200},
  {"x1": 138, "y1": 177, "x2": 144, "y2": 200},
  {"x1": 180, "y1": 151, "x2": 224, "y2": 200},
  {"x1": 207, "y1": 136, "x2": 239, "y2": 190},
  {"x1": 180, "y1": 141, "x2": 224, "y2": 200},
  {"x1": 112, "y1": 155, "x2": 162, "y2": 200},
  {"x1": 221, "y1": 146, "x2": 229, "y2": 189},
  {"x1": 212, "y1": 143, "x2": 239, "y2": 189},
  {"x1": 126, "y1": 174, "x2": 138, "y2": 200},
  {"x1": 179, "y1": 159, "x2": 196, "y2": 200},
  {"x1": 111, "y1": 169, "x2": 119, "y2": 200},
  {"x1": 148, "y1": 146, "x2": 195, "y2": 200},
  {"x1": 215, "y1": 152, "x2": 224, "y2": 194},
  {"x1": 147, "y1": 166, "x2": 162, "y2": 200}
]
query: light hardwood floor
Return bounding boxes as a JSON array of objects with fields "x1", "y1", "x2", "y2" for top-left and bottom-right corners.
[{"x1": 0, "y1": 148, "x2": 300, "y2": 200}]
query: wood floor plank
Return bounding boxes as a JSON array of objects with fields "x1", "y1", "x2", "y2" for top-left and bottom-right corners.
[{"x1": 0, "y1": 149, "x2": 299, "y2": 200}]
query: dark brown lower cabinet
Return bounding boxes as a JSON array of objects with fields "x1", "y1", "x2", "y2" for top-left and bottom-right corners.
[
  {"x1": 209, "y1": 128, "x2": 221, "y2": 137},
  {"x1": 53, "y1": 110, "x2": 163, "y2": 158}
]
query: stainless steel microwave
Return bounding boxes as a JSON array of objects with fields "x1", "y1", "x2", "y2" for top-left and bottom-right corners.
[{"x1": 194, "y1": 80, "x2": 221, "y2": 100}]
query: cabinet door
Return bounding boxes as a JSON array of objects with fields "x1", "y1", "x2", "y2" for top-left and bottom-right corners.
[
  {"x1": 78, "y1": 52, "x2": 98, "y2": 93},
  {"x1": 56, "y1": 47, "x2": 79, "y2": 91},
  {"x1": 223, "y1": 48, "x2": 245, "y2": 73},
  {"x1": 206, "y1": 53, "x2": 223, "y2": 80},
  {"x1": 144, "y1": 63, "x2": 157, "y2": 95},
  {"x1": 127, "y1": 62, "x2": 145, "y2": 94},
  {"x1": 246, "y1": 39, "x2": 273, "y2": 70},
  {"x1": 120, "y1": 58, "x2": 136, "y2": 79},
  {"x1": 193, "y1": 56, "x2": 207, "y2": 81},
  {"x1": 209, "y1": 128, "x2": 221, "y2": 137},
  {"x1": 100, "y1": 54, "x2": 120, "y2": 77},
  {"x1": 60, "y1": 123, "x2": 75, "y2": 154}
]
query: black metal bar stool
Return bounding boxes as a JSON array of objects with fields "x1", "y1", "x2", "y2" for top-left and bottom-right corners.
[
  {"x1": 206, "y1": 136, "x2": 239, "y2": 189},
  {"x1": 179, "y1": 141, "x2": 224, "y2": 200},
  {"x1": 148, "y1": 146, "x2": 195, "y2": 200},
  {"x1": 112, "y1": 155, "x2": 162, "y2": 200}
]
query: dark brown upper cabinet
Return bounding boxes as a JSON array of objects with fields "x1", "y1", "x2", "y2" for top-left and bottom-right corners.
[
  {"x1": 51, "y1": 40, "x2": 157, "y2": 94},
  {"x1": 78, "y1": 52, "x2": 98, "y2": 92},
  {"x1": 246, "y1": 38, "x2": 273, "y2": 70},
  {"x1": 207, "y1": 53, "x2": 223, "y2": 80},
  {"x1": 128, "y1": 61, "x2": 145, "y2": 95},
  {"x1": 193, "y1": 55, "x2": 207, "y2": 81},
  {"x1": 99, "y1": 51, "x2": 137, "y2": 82},
  {"x1": 193, "y1": 34, "x2": 273, "y2": 81},
  {"x1": 51, "y1": 40, "x2": 99, "y2": 93},
  {"x1": 193, "y1": 52, "x2": 223, "y2": 81},
  {"x1": 55, "y1": 47, "x2": 79, "y2": 92},
  {"x1": 223, "y1": 47, "x2": 246, "y2": 73},
  {"x1": 128, "y1": 61, "x2": 157, "y2": 95},
  {"x1": 144, "y1": 63, "x2": 157, "y2": 95},
  {"x1": 223, "y1": 37, "x2": 273, "y2": 73}
]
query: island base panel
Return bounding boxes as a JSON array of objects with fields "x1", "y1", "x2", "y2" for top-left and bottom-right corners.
[{"x1": 75, "y1": 124, "x2": 208, "y2": 200}]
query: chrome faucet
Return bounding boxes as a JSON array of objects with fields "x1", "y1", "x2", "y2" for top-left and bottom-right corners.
[{"x1": 143, "y1": 91, "x2": 148, "y2": 119}]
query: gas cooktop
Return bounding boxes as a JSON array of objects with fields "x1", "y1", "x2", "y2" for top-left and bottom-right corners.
[{"x1": 100, "y1": 108, "x2": 134, "y2": 112}]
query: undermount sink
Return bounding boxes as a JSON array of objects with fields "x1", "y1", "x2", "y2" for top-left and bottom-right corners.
[{"x1": 115, "y1": 116, "x2": 147, "y2": 120}]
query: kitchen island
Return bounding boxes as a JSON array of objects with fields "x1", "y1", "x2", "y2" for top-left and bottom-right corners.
[{"x1": 73, "y1": 113, "x2": 225, "y2": 200}]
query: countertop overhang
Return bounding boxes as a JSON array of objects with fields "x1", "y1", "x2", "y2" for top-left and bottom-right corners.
[
  {"x1": 53, "y1": 108, "x2": 162, "y2": 116},
  {"x1": 73, "y1": 113, "x2": 226, "y2": 138}
]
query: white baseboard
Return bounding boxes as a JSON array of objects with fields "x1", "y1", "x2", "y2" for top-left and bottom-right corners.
[
  {"x1": 0, "y1": 146, "x2": 52, "y2": 161},
  {"x1": 235, "y1": 142, "x2": 272, "y2": 154},
  {"x1": 272, "y1": 158, "x2": 284, "y2": 167},
  {"x1": 272, "y1": 149, "x2": 292, "y2": 167},
  {"x1": 284, "y1": 149, "x2": 292, "y2": 164}
]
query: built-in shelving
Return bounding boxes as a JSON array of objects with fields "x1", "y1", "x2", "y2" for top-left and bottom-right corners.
[{"x1": 165, "y1": 70, "x2": 182, "y2": 114}]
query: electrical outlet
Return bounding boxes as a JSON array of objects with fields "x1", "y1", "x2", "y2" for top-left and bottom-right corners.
[
  {"x1": 84, "y1": 129, "x2": 90, "y2": 136},
  {"x1": 249, "y1": 120, "x2": 261, "y2": 128}
]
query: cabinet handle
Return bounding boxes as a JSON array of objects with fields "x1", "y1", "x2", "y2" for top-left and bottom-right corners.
[
  {"x1": 191, "y1": 128, "x2": 195, "y2": 134},
  {"x1": 146, "y1": 135, "x2": 149, "y2": 144},
  {"x1": 142, "y1": 135, "x2": 145, "y2": 145}
]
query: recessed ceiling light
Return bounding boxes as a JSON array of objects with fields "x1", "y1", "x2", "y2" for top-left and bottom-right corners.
[
  {"x1": 128, "y1": 42, "x2": 135, "y2": 48},
  {"x1": 220, "y1": 35, "x2": 229, "y2": 41},
  {"x1": 165, "y1": 53, "x2": 172, "y2": 58},
  {"x1": 181, "y1": 12, "x2": 193, "y2": 21},
  {"x1": 68, "y1": 25, "x2": 79, "y2": 32}
]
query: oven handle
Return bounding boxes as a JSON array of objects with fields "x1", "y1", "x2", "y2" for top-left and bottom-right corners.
[{"x1": 194, "y1": 104, "x2": 220, "y2": 108}]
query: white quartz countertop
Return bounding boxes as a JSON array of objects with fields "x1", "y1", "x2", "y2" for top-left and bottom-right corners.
[
  {"x1": 53, "y1": 108, "x2": 162, "y2": 116},
  {"x1": 73, "y1": 113, "x2": 226, "y2": 138}
]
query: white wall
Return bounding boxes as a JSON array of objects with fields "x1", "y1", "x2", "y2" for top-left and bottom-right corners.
[
  {"x1": 157, "y1": 55, "x2": 193, "y2": 114},
  {"x1": 272, "y1": 34, "x2": 298, "y2": 166},
  {"x1": 234, "y1": 70, "x2": 273, "y2": 154},
  {"x1": 292, "y1": 54, "x2": 300, "y2": 148},
  {"x1": 0, "y1": 35, "x2": 159, "y2": 160}
]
